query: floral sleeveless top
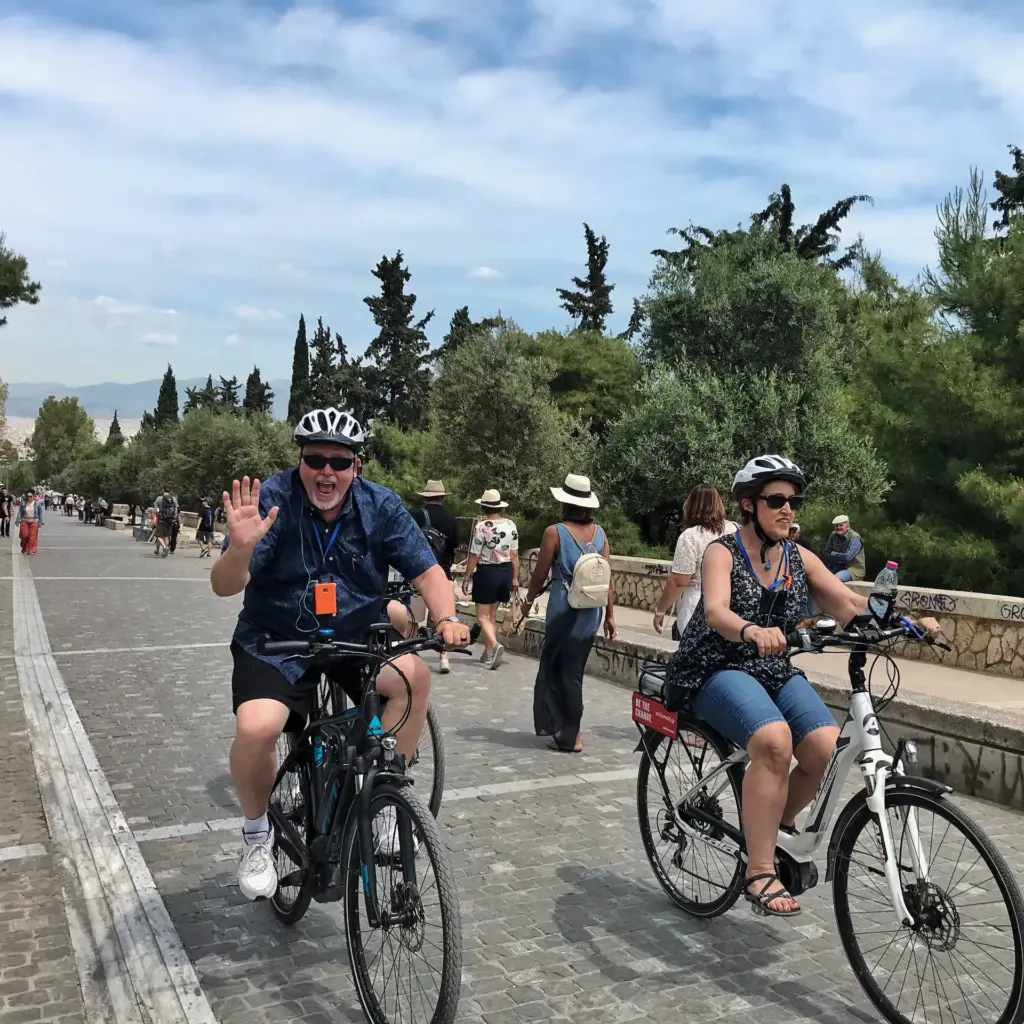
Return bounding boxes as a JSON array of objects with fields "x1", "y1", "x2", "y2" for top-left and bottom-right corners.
[{"x1": 665, "y1": 533, "x2": 811, "y2": 701}]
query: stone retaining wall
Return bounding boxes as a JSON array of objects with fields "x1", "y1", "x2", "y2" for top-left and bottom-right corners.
[{"x1": 519, "y1": 550, "x2": 1024, "y2": 678}]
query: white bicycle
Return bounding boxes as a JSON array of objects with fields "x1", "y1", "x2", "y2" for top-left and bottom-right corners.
[{"x1": 633, "y1": 616, "x2": 1024, "y2": 1024}]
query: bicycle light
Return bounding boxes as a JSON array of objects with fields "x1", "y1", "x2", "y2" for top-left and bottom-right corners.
[
  {"x1": 382, "y1": 735, "x2": 397, "y2": 763},
  {"x1": 903, "y1": 740, "x2": 918, "y2": 764}
]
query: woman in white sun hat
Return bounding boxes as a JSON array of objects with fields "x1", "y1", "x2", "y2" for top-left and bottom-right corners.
[
  {"x1": 521, "y1": 474, "x2": 615, "y2": 754},
  {"x1": 462, "y1": 489, "x2": 519, "y2": 669}
]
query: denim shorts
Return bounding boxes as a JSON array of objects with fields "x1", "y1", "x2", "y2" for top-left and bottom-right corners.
[{"x1": 691, "y1": 670, "x2": 836, "y2": 750}]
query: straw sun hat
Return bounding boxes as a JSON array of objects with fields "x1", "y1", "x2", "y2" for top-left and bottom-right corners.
[
  {"x1": 550, "y1": 474, "x2": 600, "y2": 509},
  {"x1": 474, "y1": 488, "x2": 509, "y2": 509}
]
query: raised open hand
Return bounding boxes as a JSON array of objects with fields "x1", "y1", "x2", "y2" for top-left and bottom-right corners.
[{"x1": 221, "y1": 476, "x2": 279, "y2": 552}]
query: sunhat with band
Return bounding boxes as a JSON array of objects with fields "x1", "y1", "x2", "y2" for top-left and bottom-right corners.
[
  {"x1": 474, "y1": 488, "x2": 508, "y2": 509},
  {"x1": 550, "y1": 473, "x2": 600, "y2": 509},
  {"x1": 418, "y1": 479, "x2": 448, "y2": 498}
]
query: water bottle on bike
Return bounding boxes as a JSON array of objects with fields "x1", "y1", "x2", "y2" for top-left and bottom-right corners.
[{"x1": 867, "y1": 560, "x2": 899, "y2": 623}]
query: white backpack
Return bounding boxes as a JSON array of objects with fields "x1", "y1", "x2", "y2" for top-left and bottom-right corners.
[{"x1": 564, "y1": 529, "x2": 612, "y2": 610}]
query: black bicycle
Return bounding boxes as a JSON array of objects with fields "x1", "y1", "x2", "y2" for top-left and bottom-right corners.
[
  {"x1": 633, "y1": 617, "x2": 1024, "y2": 1024},
  {"x1": 262, "y1": 625, "x2": 464, "y2": 1024}
]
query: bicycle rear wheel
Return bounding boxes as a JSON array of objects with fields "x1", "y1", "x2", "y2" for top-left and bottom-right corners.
[
  {"x1": 408, "y1": 703, "x2": 446, "y2": 819},
  {"x1": 269, "y1": 732, "x2": 315, "y2": 925},
  {"x1": 636, "y1": 721, "x2": 745, "y2": 918},
  {"x1": 343, "y1": 782, "x2": 462, "y2": 1024},
  {"x1": 833, "y1": 790, "x2": 1024, "y2": 1024}
]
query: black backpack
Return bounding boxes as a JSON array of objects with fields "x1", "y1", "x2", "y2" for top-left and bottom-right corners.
[
  {"x1": 420, "y1": 507, "x2": 449, "y2": 561},
  {"x1": 158, "y1": 495, "x2": 177, "y2": 525}
]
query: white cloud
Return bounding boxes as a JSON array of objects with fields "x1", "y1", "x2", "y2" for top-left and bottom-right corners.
[
  {"x1": 142, "y1": 331, "x2": 178, "y2": 346},
  {"x1": 225, "y1": 332, "x2": 241, "y2": 346},
  {"x1": 46, "y1": 257, "x2": 68, "y2": 268},
  {"x1": 469, "y1": 266, "x2": 503, "y2": 279},
  {"x1": 0, "y1": 0, "x2": 1022, "y2": 383},
  {"x1": 231, "y1": 305, "x2": 283, "y2": 321}
]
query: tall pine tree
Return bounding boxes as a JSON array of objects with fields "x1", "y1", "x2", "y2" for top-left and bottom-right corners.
[
  {"x1": 435, "y1": 306, "x2": 501, "y2": 360},
  {"x1": 307, "y1": 316, "x2": 338, "y2": 409},
  {"x1": 557, "y1": 223, "x2": 614, "y2": 333},
  {"x1": 105, "y1": 410, "x2": 124, "y2": 448},
  {"x1": 287, "y1": 313, "x2": 309, "y2": 423},
  {"x1": 362, "y1": 252, "x2": 434, "y2": 429},
  {"x1": 216, "y1": 375, "x2": 240, "y2": 410},
  {"x1": 243, "y1": 366, "x2": 275, "y2": 414},
  {"x1": 154, "y1": 364, "x2": 179, "y2": 426}
]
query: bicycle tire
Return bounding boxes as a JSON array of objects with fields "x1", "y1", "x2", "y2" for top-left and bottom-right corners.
[
  {"x1": 269, "y1": 732, "x2": 316, "y2": 925},
  {"x1": 833, "y1": 790, "x2": 1024, "y2": 1024},
  {"x1": 410, "y1": 703, "x2": 446, "y2": 819},
  {"x1": 636, "y1": 722, "x2": 745, "y2": 918},
  {"x1": 342, "y1": 782, "x2": 462, "y2": 1024}
]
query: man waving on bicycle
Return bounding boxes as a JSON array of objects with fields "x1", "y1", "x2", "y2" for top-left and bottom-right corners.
[{"x1": 211, "y1": 406, "x2": 470, "y2": 901}]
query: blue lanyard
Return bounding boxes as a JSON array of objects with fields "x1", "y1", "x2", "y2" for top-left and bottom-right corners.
[
  {"x1": 735, "y1": 535, "x2": 790, "y2": 592},
  {"x1": 311, "y1": 520, "x2": 342, "y2": 573}
]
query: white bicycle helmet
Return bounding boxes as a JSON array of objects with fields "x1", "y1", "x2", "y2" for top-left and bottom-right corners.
[
  {"x1": 732, "y1": 455, "x2": 806, "y2": 496},
  {"x1": 293, "y1": 407, "x2": 367, "y2": 451}
]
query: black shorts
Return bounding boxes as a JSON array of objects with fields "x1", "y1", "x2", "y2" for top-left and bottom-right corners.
[
  {"x1": 196, "y1": 529, "x2": 214, "y2": 543},
  {"x1": 230, "y1": 642, "x2": 369, "y2": 733},
  {"x1": 472, "y1": 562, "x2": 514, "y2": 605}
]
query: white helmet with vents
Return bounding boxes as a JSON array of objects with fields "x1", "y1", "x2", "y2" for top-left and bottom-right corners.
[
  {"x1": 731, "y1": 455, "x2": 806, "y2": 495},
  {"x1": 293, "y1": 407, "x2": 367, "y2": 451}
]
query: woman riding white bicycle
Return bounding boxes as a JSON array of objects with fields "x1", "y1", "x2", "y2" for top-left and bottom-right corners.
[{"x1": 665, "y1": 455, "x2": 940, "y2": 918}]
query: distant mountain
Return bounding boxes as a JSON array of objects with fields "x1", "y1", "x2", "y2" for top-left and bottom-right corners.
[{"x1": 5, "y1": 378, "x2": 291, "y2": 420}]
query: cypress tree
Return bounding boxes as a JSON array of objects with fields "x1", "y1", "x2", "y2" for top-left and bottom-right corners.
[
  {"x1": 154, "y1": 364, "x2": 179, "y2": 426},
  {"x1": 557, "y1": 223, "x2": 614, "y2": 333},
  {"x1": 287, "y1": 313, "x2": 310, "y2": 423}
]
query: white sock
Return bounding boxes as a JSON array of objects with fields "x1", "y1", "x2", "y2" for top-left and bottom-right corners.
[{"x1": 243, "y1": 813, "x2": 270, "y2": 843}]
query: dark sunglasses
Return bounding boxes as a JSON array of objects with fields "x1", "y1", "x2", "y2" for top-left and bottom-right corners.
[
  {"x1": 302, "y1": 453, "x2": 356, "y2": 472},
  {"x1": 759, "y1": 493, "x2": 804, "y2": 511}
]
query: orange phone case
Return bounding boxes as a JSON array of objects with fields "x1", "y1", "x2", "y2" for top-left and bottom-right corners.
[{"x1": 314, "y1": 581, "x2": 338, "y2": 615}]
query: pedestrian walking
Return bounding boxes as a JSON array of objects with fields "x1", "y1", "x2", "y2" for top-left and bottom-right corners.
[
  {"x1": 653, "y1": 484, "x2": 738, "y2": 640},
  {"x1": 411, "y1": 480, "x2": 460, "y2": 674},
  {"x1": 522, "y1": 474, "x2": 615, "y2": 754},
  {"x1": 0, "y1": 489, "x2": 9, "y2": 539},
  {"x1": 196, "y1": 498, "x2": 216, "y2": 558},
  {"x1": 153, "y1": 484, "x2": 178, "y2": 557},
  {"x1": 461, "y1": 489, "x2": 518, "y2": 669},
  {"x1": 15, "y1": 490, "x2": 44, "y2": 554}
]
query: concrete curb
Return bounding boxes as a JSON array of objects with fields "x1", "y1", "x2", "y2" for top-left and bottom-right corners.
[{"x1": 462, "y1": 606, "x2": 1024, "y2": 812}]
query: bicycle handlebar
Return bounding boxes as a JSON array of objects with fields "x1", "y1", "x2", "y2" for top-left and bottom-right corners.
[
  {"x1": 258, "y1": 627, "x2": 472, "y2": 660},
  {"x1": 784, "y1": 617, "x2": 952, "y2": 654}
]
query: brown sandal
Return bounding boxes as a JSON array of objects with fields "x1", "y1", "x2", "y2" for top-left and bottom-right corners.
[{"x1": 744, "y1": 873, "x2": 801, "y2": 917}]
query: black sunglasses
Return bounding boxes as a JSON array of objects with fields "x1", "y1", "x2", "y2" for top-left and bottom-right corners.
[
  {"x1": 302, "y1": 453, "x2": 356, "y2": 472},
  {"x1": 759, "y1": 493, "x2": 804, "y2": 511}
]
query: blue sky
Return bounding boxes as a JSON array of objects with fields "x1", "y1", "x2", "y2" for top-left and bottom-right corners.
[{"x1": 1, "y1": 0, "x2": 1022, "y2": 385}]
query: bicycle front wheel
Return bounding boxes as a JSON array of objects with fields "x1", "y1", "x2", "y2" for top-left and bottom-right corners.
[
  {"x1": 833, "y1": 789, "x2": 1024, "y2": 1024},
  {"x1": 343, "y1": 782, "x2": 462, "y2": 1024}
]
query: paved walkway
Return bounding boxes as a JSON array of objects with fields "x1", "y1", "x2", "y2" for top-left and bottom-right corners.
[{"x1": 4, "y1": 517, "x2": 1024, "y2": 1023}]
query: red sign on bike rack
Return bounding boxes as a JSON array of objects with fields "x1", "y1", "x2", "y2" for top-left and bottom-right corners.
[{"x1": 632, "y1": 693, "x2": 678, "y2": 739}]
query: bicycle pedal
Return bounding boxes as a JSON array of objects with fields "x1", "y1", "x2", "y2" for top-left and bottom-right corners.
[{"x1": 312, "y1": 886, "x2": 345, "y2": 904}]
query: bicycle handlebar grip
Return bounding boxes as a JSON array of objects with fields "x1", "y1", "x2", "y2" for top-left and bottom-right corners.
[{"x1": 257, "y1": 639, "x2": 312, "y2": 655}]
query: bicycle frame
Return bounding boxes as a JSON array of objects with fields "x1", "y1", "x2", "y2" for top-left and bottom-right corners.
[{"x1": 664, "y1": 647, "x2": 924, "y2": 927}]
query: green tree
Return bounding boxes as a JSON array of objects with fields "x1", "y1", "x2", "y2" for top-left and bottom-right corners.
[
  {"x1": 436, "y1": 307, "x2": 503, "y2": 360},
  {"x1": 183, "y1": 375, "x2": 218, "y2": 415},
  {"x1": 0, "y1": 231, "x2": 41, "y2": 328},
  {"x1": 154, "y1": 364, "x2": 179, "y2": 426},
  {"x1": 618, "y1": 297, "x2": 645, "y2": 341},
  {"x1": 29, "y1": 396, "x2": 98, "y2": 480},
  {"x1": 287, "y1": 313, "x2": 310, "y2": 423},
  {"x1": 520, "y1": 329, "x2": 640, "y2": 437},
  {"x1": 105, "y1": 410, "x2": 124, "y2": 449},
  {"x1": 216, "y1": 375, "x2": 240, "y2": 410},
  {"x1": 992, "y1": 145, "x2": 1024, "y2": 232},
  {"x1": 430, "y1": 322, "x2": 595, "y2": 519},
  {"x1": 557, "y1": 223, "x2": 614, "y2": 332},
  {"x1": 242, "y1": 366, "x2": 275, "y2": 414},
  {"x1": 307, "y1": 317, "x2": 338, "y2": 409},
  {"x1": 362, "y1": 252, "x2": 435, "y2": 429}
]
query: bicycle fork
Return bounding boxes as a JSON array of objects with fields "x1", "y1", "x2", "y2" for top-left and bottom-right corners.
[{"x1": 852, "y1": 692, "x2": 925, "y2": 929}]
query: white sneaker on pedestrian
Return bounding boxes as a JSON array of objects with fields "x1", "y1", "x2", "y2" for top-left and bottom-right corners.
[
  {"x1": 373, "y1": 806, "x2": 419, "y2": 858},
  {"x1": 490, "y1": 644, "x2": 505, "y2": 669},
  {"x1": 238, "y1": 828, "x2": 277, "y2": 901},
  {"x1": 438, "y1": 653, "x2": 451, "y2": 674}
]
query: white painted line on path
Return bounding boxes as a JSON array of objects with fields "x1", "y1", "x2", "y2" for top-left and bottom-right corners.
[
  {"x1": 51, "y1": 642, "x2": 226, "y2": 658},
  {"x1": 133, "y1": 767, "x2": 638, "y2": 843},
  {"x1": 12, "y1": 546, "x2": 218, "y2": 1024},
  {"x1": 0, "y1": 842, "x2": 47, "y2": 863}
]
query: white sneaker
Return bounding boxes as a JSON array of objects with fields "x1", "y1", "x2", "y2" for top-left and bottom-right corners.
[
  {"x1": 238, "y1": 828, "x2": 277, "y2": 900},
  {"x1": 490, "y1": 644, "x2": 505, "y2": 669},
  {"x1": 438, "y1": 653, "x2": 451, "y2": 675},
  {"x1": 373, "y1": 806, "x2": 419, "y2": 858}
]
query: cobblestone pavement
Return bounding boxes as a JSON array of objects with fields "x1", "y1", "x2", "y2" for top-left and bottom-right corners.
[{"x1": 9, "y1": 517, "x2": 1024, "y2": 1023}]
